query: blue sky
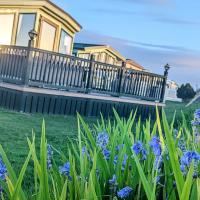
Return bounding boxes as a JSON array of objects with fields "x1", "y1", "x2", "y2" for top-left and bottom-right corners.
[{"x1": 52, "y1": 0, "x2": 200, "y2": 88}]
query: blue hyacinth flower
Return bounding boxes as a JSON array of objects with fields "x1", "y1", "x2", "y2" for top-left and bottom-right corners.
[
  {"x1": 180, "y1": 151, "x2": 200, "y2": 175},
  {"x1": 194, "y1": 109, "x2": 200, "y2": 122},
  {"x1": 82, "y1": 146, "x2": 87, "y2": 155},
  {"x1": 47, "y1": 144, "x2": 53, "y2": 169},
  {"x1": 117, "y1": 186, "x2": 133, "y2": 199},
  {"x1": 132, "y1": 141, "x2": 147, "y2": 161},
  {"x1": 121, "y1": 154, "x2": 129, "y2": 171},
  {"x1": 82, "y1": 146, "x2": 90, "y2": 159},
  {"x1": 109, "y1": 174, "x2": 117, "y2": 185},
  {"x1": 59, "y1": 162, "x2": 71, "y2": 180},
  {"x1": 149, "y1": 136, "x2": 162, "y2": 157},
  {"x1": 191, "y1": 120, "x2": 200, "y2": 126},
  {"x1": 97, "y1": 131, "x2": 109, "y2": 150},
  {"x1": 0, "y1": 158, "x2": 7, "y2": 180},
  {"x1": 116, "y1": 144, "x2": 124, "y2": 152},
  {"x1": 102, "y1": 149, "x2": 111, "y2": 160},
  {"x1": 113, "y1": 155, "x2": 118, "y2": 166}
]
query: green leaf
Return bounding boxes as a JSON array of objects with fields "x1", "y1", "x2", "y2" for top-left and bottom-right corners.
[
  {"x1": 0, "y1": 145, "x2": 26, "y2": 200},
  {"x1": 156, "y1": 107, "x2": 165, "y2": 150},
  {"x1": 162, "y1": 110, "x2": 184, "y2": 198},
  {"x1": 11, "y1": 146, "x2": 32, "y2": 200},
  {"x1": 39, "y1": 119, "x2": 50, "y2": 200},
  {"x1": 132, "y1": 153, "x2": 153, "y2": 200},
  {"x1": 59, "y1": 179, "x2": 68, "y2": 200},
  {"x1": 180, "y1": 163, "x2": 194, "y2": 200}
]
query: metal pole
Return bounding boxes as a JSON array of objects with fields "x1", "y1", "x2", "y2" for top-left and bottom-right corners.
[{"x1": 160, "y1": 63, "x2": 170, "y2": 102}]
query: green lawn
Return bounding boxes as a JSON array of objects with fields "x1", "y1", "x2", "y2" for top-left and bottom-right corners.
[
  {"x1": 0, "y1": 109, "x2": 95, "y2": 173},
  {"x1": 164, "y1": 100, "x2": 200, "y2": 125},
  {"x1": 0, "y1": 101, "x2": 199, "y2": 173}
]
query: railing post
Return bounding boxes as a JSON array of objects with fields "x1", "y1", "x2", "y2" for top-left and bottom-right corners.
[
  {"x1": 117, "y1": 61, "x2": 126, "y2": 96},
  {"x1": 23, "y1": 41, "x2": 32, "y2": 86},
  {"x1": 23, "y1": 29, "x2": 38, "y2": 86},
  {"x1": 86, "y1": 54, "x2": 95, "y2": 93},
  {"x1": 0, "y1": 45, "x2": 3, "y2": 83},
  {"x1": 160, "y1": 63, "x2": 170, "y2": 102}
]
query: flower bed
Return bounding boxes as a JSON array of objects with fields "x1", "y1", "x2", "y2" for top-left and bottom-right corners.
[{"x1": 0, "y1": 109, "x2": 199, "y2": 200}]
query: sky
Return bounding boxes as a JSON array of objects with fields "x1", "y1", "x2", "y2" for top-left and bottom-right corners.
[{"x1": 52, "y1": 0, "x2": 200, "y2": 88}]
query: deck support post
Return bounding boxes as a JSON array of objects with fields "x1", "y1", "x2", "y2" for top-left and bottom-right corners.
[
  {"x1": 23, "y1": 43, "x2": 32, "y2": 86},
  {"x1": 117, "y1": 61, "x2": 126, "y2": 96},
  {"x1": 160, "y1": 63, "x2": 170, "y2": 102},
  {"x1": 86, "y1": 54, "x2": 95, "y2": 93}
]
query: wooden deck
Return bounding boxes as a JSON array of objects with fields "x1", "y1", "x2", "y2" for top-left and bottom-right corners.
[
  {"x1": 0, "y1": 82, "x2": 165, "y2": 106},
  {"x1": 0, "y1": 82, "x2": 164, "y2": 119},
  {"x1": 0, "y1": 45, "x2": 168, "y2": 118}
]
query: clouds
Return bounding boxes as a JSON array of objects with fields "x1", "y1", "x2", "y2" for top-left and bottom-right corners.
[
  {"x1": 90, "y1": 8, "x2": 200, "y2": 26},
  {"x1": 75, "y1": 30, "x2": 200, "y2": 86},
  {"x1": 112, "y1": 0, "x2": 169, "y2": 5},
  {"x1": 52, "y1": 0, "x2": 200, "y2": 87},
  {"x1": 154, "y1": 18, "x2": 200, "y2": 26}
]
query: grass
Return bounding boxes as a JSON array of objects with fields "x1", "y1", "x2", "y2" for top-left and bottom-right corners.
[
  {"x1": 0, "y1": 109, "x2": 95, "y2": 173},
  {"x1": 0, "y1": 100, "x2": 199, "y2": 172},
  {"x1": 1, "y1": 105, "x2": 199, "y2": 199},
  {"x1": 164, "y1": 101, "x2": 200, "y2": 126}
]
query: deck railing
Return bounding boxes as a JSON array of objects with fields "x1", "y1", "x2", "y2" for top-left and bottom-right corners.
[{"x1": 0, "y1": 45, "x2": 169, "y2": 102}]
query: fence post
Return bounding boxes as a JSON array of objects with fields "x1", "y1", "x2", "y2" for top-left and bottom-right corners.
[
  {"x1": 23, "y1": 30, "x2": 38, "y2": 86},
  {"x1": 0, "y1": 45, "x2": 3, "y2": 83},
  {"x1": 160, "y1": 63, "x2": 170, "y2": 102},
  {"x1": 22, "y1": 41, "x2": 32, "y2": 86},
  {"x1": 86, "y1": 54, "x2": 95, "y2": 93},
  {"x1": 117, "y1": 61, "x2": 126, "y2": 96}
]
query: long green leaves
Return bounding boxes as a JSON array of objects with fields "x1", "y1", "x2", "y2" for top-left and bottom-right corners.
[
  {"x1": 162, "y1": 110, "x2": 184, "y2": 197},
  {"x1": 0, "y1": 109, "x2": 199, "y2": 199},
  {"x1": 180, "y1": 163, "x2": 194, "y2": 200},
  {"x1": 132, "y1": 153, "x2": 153, "y2": 200}
]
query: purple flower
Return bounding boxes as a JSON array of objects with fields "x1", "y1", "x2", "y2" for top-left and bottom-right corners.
[
  {"x1": 97, "y1": 131, "x2": 109, "y2": 150},
  {"x1": 178, "y1": 138, "x2": 186, "y2": 152},
  {"x1": 149, "y1": 136, "x2": 162, "y2": 157},
  {"x1": 117, "y1": 186, "x2": 133, "y2": 199},
  {"x1": 59, "y1": 162, "x2": 71, "y2": 179},
  {"x1": 191, "y1": 120, "x2": 200, "y2": 126},
  {"x1": 155, "y1": 176, "x2": 161, "y2": 184},
  {"x1": 194, "y1": 109, "x2": 200, "y2": 122},
  {"x1": 0, "y1": 158, "x2": 7, "y2": 180},
  {"x1": 132, "y1": 141, "x2": 147, "y2": 161},
  {"x1": 102, "y1": 149, "x2": 110, "y2": 160},
  {"x1": 47, "y1": 144, "x2": 53, "y2": 169},
  {"x1": 82, "y1": 146, "x2": 90, "y2": 158},
  {"x1": 109, "y1": 174, "x2": 117, "y2": 185},
  {"x1": 82, "y1": 146, "x2": 87, "y2": 154},
  {"x1": 113, "y1": 154, "x2": 128, "y2": 171},
  {"x1": 122, "y1": 154, "x2": 128, "y2": 171},
  {"x1": 180, "y1": 151, "x2": 200, "y2": 174},
  {"x1": 116, "y1": 144, "x2": 124, "y2": 151},
  {"x1": 113, "y1": 155, "x2": 118, "y2": 166}
]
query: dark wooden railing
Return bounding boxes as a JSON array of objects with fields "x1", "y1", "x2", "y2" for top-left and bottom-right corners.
[
  {"x1": 0, "y1": 45, "x2": 168, "y2": 102},
  {"x1": 0, "y1": 45, "x2": 28, "y2": 84}
]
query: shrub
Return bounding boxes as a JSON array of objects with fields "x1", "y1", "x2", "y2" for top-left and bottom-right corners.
[
  {"x1": 0, "y1": 109, "x2": 199, "y2": 200},
  {"x1": 177, "y1": 83, "x2": 196, "y2": 102}
]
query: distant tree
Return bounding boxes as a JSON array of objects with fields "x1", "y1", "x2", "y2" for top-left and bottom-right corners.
[{"x1": 177, "y1": 83, "x2": 196, "y2": 101}]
